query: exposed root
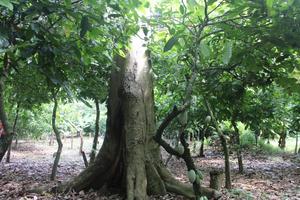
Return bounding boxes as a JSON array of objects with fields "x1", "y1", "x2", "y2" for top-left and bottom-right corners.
[
  {"x1": 157, "y1": 164, "x2": 222, "y2": 199},
  {"x1": 145, "y1": 162, "x2": 167, "y2": 195}
]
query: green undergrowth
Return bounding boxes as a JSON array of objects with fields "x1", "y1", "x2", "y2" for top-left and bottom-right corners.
[
  {"x1": 227, "y1": 188, "x2": 254, "y2": 200},
  {"x1": 240, "y1": 132, "x2": 292, "y2": 155}
]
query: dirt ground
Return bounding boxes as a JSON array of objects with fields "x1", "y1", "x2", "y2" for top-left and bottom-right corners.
[{"x1": 0, "y1": 138, "x2": 299, "y2": 200}]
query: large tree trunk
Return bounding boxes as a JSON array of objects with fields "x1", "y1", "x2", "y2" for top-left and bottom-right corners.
[
  {"x1": 60, "y1": 34, "x2": 220, "y2": 199},
  {"x1": 90, "y1": 98, "x2": 100, "y2": 163},
  {"x1": 0, "y1": 79, "x2": 12, "y2": 162}
]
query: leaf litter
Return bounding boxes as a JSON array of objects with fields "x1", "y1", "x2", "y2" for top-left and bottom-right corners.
[{"x1": 0, "y1": 140, "x2": 299, "y2": 200}]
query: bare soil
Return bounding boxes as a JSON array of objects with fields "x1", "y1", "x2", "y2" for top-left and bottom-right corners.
[{"x1": 0, "y1": 138, "x2": 299, "y2": 200}]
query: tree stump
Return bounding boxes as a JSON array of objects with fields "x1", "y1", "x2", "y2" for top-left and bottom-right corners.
[{"x1": 210, "y1": 169, "x2": 224, "y2": 190}]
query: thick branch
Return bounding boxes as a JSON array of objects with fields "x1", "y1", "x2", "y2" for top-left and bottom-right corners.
[
  {"x1": 155, "y1": 104, "x2": 189, "y2": 140},
  {"x1": 155, "y1": 137, "x2": 182, "y2": 157}
]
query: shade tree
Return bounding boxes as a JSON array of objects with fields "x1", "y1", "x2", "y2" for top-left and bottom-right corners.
[{"x1": 0, "y1": 0, "x2": 300, "y2": 199}]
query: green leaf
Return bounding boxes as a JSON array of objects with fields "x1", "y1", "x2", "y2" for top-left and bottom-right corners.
[
  {"x1": 164, "y1": 36, "x2": 178, "y2": 52},
  {"x1": 200, "y1": 42, "x2": 211, "y2": 58},
  {"x1": 266, "y1": 0, "x2": 274, "y2": 10},
  {"x1": 80, "y1": 15, "x2": 90, "y2": 38},
  {"x1": 142, "y1": 26, "x2": 148, "y2": 36},
  {"x1": 277, "y1": 77, "x2": 297, "y2": 88},
  {"x1": 222, "y1": 41, "x2": 232, "y2": 65},
  {"x1": 0, "y1": 0, "x2": 13, "y2": 10},
  {"x1": 64, "y1": 0, "x2": 71, "y2": 7},
  {"x1": 179, "y1": 5, "x2": 185, "y2": 15},
  {"x1": 266, "y1": 0, "x2": 275, "y2": 16},
  {"x1": 208, "y1": 0, "x2": 217, "y2": 5},
  {"x1": 187, "y1": 0, "x2": 198, "y2": 7}
]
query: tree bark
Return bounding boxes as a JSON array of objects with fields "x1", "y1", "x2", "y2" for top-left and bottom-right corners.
[
  {"x1": 14, "y1": 137, "x2": 18, "y2": 149},
  {"x1": 0, "y1": 80, "x2": 12, "y2": 162},
  {"x1": 278, "y1": 130, "x2": 287, "y2": 149},
  {"x1": 50, "y1": 90, "x2": 63, "y2": 180},
  {"x1": 231, "y1": 120, "x2": 243, "y2": 174},
  {"x1": 199, "y1": 128, "x2": 206, "y2": 157},
  {"x1": 6, "y1": 103, "x2": 20, "y2": 163},
  {"x1": 90, "y1": 98, "x2": 100, "y2": 163},
  {"x1": 209, "y1": 169, "x2": 224, "y2": 190},
  {"x1": 295, "y1": 133, "x2": 298, "y2": 155},
  {"x1": 58, "y1": 34, "x2": 220, "y2": 199},
  {"x1": 79, "y1": 132, "x2": 88, "y2": 167},
  {"x1": 79, "y1": 131, "x2": 83, "y2": 155},
  {"x1": 204, "y1": 99, "x2": 232, "y2": 189}
]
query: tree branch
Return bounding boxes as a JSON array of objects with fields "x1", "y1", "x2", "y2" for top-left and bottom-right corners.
[
  {"x1": 207, "y1": 15, "x2": 251, "y2": 26},
  {"x1": 155, "y1": 103, "x2": 189, "y2": 140},
  {"x1": 208, "y1": 0, "x2": 225, "y2": 16},
  {"x1": 199, "y1": 29, "x2": 224, "y2": 41},
  {"x1": 154, "y1": 137, "x2": 182, "y2": 157},
  {"x1": 204, "y1": 0, "x2": 209, "y2": 22}
]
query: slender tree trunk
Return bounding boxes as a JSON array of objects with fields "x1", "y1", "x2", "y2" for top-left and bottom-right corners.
[
  {"x1": 255, "y1": 129, "x2": 260, "y2": 146},
  {"x1": 71, "y1": 133, "x2": 73, "y2": 149},
  {"x1": 179, "y1": 127, "x2": 202, "y2": 199},
  {"x1": 50, "y1": 90, "x2": 63, "y2": 181},
  {"x1": 295, "y1": 133, "x2": 298, "y2": 155},
  {"x1": 79, "y1": 132, "x2": 88, "y2": 167},
  {"x1": 6, "y1": 103, "x2": 20, "y2": 163},
  {"x1": 6, "y1": 144, "x2": 11, "y2": 161},
  {"x1": 278, "y1": 130, "x2": 287, "y2": 149},
  {"x1": 79, "y1": 131, "x2": 83, "y2": 155},
  {"x1": 205, "y1": 99, "x2": 231, "y2": 189},
  {"x1": 199, "y1": 128, "x2": 206, "y2": 157},
  {"x1": 58, "y1": 34, "x2": 220, "y2": 199},
  {"x1": 90, "y1": 98, "x2": 100, "y2": 163},
  {"x1": 219, "y1": 135, "x2": 231, "y2": 189},
  {"x1": 231, "y1": 120, "x2": 243, "y2": 174},
  {"x1": 199, "y1": 138, "x2": 205, "y2": 157},
  {"x1": 14, "y1": 137, "x2": 18, "y2": 149}
]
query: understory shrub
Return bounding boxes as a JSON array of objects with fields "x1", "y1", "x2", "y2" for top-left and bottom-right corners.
[
  {"x1": 258, "y1": 139, "x2": 284, "y2": 154},
  {"x1": 240, "y1": 131, "x2": 256, "y2": 148}
]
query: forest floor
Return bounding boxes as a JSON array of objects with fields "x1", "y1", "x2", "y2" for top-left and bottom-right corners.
[{"x1": 0, "y1": 137, "x2": 299, "y2": 200}]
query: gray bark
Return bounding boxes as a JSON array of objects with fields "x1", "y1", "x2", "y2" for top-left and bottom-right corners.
[
  {"x1": 205, "y1": 99, "x2": 232, "y2": 189},
  {"x1": 295, "y1": 133, "x2": 298, "y2": 155},
  {"x1": 50, "y1": 90, "x2": 63, "y2": 180},
  {"x1": 90, "y1": 98, "x2": 100, "y2": 163},
  {"x1": 58, "y1": 34, "x2": 220, "y2": 199},
  {"x1": 0, "y1": 79, "x2": 12, "y2": 162},
  {"x1": 6, "y1": 103, "x2": 20, "y2": 163}
]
